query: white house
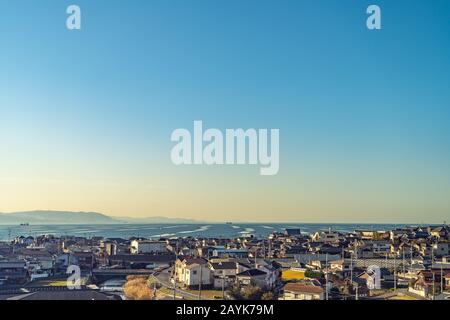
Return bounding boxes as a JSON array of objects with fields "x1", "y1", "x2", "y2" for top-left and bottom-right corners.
[
  {"x1": 208, "y1": 261, "x2": 236, "y2": 289},
  {"x1": 282, "y1": 282, "x2": 324, "y2": 300},
  {"x1": 130, "y1": 240, "x2": 167, "y2": 254},
  {"x1": 184, "y1": 263, "x2": 211, "y2": 288},
  {"x1": 175, "y1": 257, "x2": 212, "y2": 289},
  {"x1": 311, "y1": 230, "x2": 344, "y2": 243}
]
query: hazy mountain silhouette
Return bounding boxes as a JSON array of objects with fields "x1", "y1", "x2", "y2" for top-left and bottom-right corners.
[{"x1": 0, "y1": 211, "x2": 203, "y2": 225}]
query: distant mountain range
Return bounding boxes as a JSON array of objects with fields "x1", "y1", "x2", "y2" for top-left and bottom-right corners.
[{"x1": 0, "y1": 211, "x2": 203, "y2": 225}]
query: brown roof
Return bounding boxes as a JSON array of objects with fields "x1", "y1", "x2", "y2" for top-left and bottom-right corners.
[{"x1": 284, "y1": 282, "x2": 324, "y2": 294}]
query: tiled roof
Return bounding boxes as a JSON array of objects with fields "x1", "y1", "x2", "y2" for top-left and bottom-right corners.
[{"x1": 283, "y1": 282, "x2": 324, "y2": 294}]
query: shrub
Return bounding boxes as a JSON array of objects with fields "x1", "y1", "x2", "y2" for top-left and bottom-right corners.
[
  {"x1": 123, "y1": 276, "x2": 154, "y2": 300},
  {"x1": 261, "y1": 292, "x2": 275, "y2": 300},
  {"x1": 241, "y1": 285, "x2": 263, "y2": 300}
]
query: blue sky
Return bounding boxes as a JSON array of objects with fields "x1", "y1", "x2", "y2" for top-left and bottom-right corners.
[{"x1": 0, "y1": 0, "x2": 449, "y2": 222}]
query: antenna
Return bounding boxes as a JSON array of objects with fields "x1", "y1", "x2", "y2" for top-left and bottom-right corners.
[
  {"x1": 394, "y1": 255, "x2": 397, "y2": 292},
  {"x1": 402, "y1": 246, "x2": 405, "y2": 276},
  {"x1": 254, "y1": 246, "x2": 257, "y2": 269},
  {"x1": 432, "y1": 272, "x2": 435, "y2": 300}
]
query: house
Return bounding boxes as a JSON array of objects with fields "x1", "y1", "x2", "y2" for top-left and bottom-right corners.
[
  {"x1": 429, "y1": 226, "x2": 450, "y2": 239},
  {"x1": 356, "y1": 230, "x2": 389, "y2": 241},
  {"x1": 371, "y1": 241, "x2": 391, "y2": 256},
  {"x1": 108, "y1": 254, "x2": 175, "y2": 269},
  {"x1": 409, "y1": 270, "x2": 443, "y2": 298},
  {"x1": 236, "y1": 269, "x2": 267, "y2": 288},
  {"x1": 285, "y1": 229, "x2": 301, "y2": 237},
  {"x1": 208, "y1": 261, "x2": 237, "y2": 289},
  {"x1": 390, "y1": 242, "x2": 413, "y2": 258},
  {"x1": 412, "y1": 230, "x2": 430, "y2": 239},
  {"x1": 281, "y1": 245, "x2": 308, "y2": 258},
  {"x1": 103, "y1": 241, "x2": 117, "y2": 256},
  {"x1": 212, "y1": 248, "x2": 249, "y2": 259},
  {"x1": 130, "y1": 240, "x2": 167, "y2": 254},
  {"x1": 197, "y1": 246, "x2": 215, "y2": 258},
  {"x1": 281, "y1": 282, "x2": 324, "y2": 300},
  {"x1": 445, "y1": 273, "x2": 450, "y2": 290},
  {"x1": 0, "y1": 242, "x2": 12, "y2": 257},
  {"x1": 0, "y1": 261, "x2": 28, "y2": 285},
  {"x1": 329, "y1": 260, "x2": 351, "y2": 273},
  {"x1": 311, "y1": 230, "x2": 344, "y2": 244},
  {"x1": 235, "y1": 259, "x2": 281, "y2": 288},
  {"x1": 72, "y1": 252, "x2": 94, "y2": 270},
  {"x1": 175, "y1": 257, "x2": 212, "y2": 289},
  {"x1": 432, "y1": 242, "x2": 449, "y2": 257},
  {"x1": 15, "y1": 248, "x2": 55, "y2": 273},
  {"x1": 390, "y1": 229, "x2": 409, "y2": 242},
  {"x1": 14, "y1": 236, "x2": 34, "y2": 246}
]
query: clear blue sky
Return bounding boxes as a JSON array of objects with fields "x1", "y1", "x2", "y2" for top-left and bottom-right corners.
[{"x1": 0, "y1": 0, "x2": 449, "y2": 223}]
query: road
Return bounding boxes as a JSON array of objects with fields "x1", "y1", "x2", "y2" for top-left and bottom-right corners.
[{"x1": 152, "y1": 267, "x2": 212, "y2": 300}]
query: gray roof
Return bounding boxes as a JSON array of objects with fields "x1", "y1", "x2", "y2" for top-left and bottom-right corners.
[
  {"x1": 8, "y1": 290, "x2": 121, "y2": 300},
  {"x1": 109, "y1": 254, "x2": 175, "y2": 263},
  {"x1": 209, "y1": 262, "x2": 236, "y2": 270},
  {"x1": 237, "y1": 269, "x2": 267, "y2": 277}
]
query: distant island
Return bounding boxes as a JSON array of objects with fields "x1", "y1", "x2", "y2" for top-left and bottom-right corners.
[{"x1": 0, "y1": 210, "x2": 203, "y2": 225}]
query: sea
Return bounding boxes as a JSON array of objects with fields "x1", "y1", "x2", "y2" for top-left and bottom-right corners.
[{"x1": 0, "y1": 223, "x2": 410, "y2": 241}]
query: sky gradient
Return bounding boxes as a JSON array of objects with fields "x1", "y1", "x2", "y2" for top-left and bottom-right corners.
[{"x1": 1, "y1": 0, "x2": 450, "y2": 223}]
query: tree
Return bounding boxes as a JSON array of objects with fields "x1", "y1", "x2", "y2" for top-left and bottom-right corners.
[
  {"x1": 261, "y1": 292, "x2": 275, "y2": 300},
  {"x1": 123, "y1": 276, "x2": 154, "y2": 300},
  {"x1": 241, "y1": 285, "x2": 263, "y2": 300}
]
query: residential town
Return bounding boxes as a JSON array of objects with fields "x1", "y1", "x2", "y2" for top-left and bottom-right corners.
[{"x1": 0, "y1": 225, "x2": 450, "y2": 300}]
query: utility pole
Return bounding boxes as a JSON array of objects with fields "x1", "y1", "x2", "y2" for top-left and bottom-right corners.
[
  {"x1": 268, "y1": 239, "x2": 272, "y2": 259},
  {"x1": 173, "y1": 274, "x2": 177, "y2": 300},
  {"x1": 410, "y1": 244, "x2": 413, "y2": 265},
  {"x1": 394, "y1": 255, "x2": 397, "y2": 291},
  {"x1": 173, "y1": 252, "x2": 178, "y2": 300},
  {"x1": 350, "y1": 251, "x2": 353, "y2": 283},
  {"x1": 402, "y1": 247, "x2": 405, "y2": 276},
  {"x1": 432, "y1": 272, "x2": 435, "y2": 300},
  {"x1": 222, "y1": 274, "x2": 226, "y2": 300},
  {"x1": 325, "y1": 253, "x2": 329, "y2": 301},
  {"x1": 198, "y1": 264, "x2": 203, "y2": 300}
]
